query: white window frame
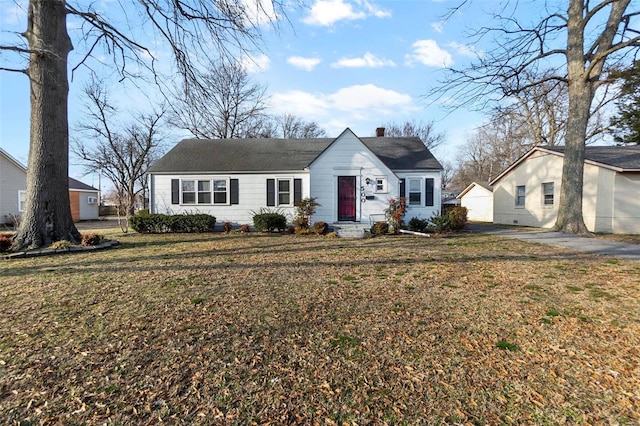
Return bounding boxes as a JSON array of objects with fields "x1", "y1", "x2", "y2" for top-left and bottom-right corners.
[
  {"x1": 87, "y1": 196, "x2": 98, "y2": 205},
  {"x1": 515, "y1": 185, "x2": 526, "y2": 207},
  {"x1": 542, "y1": 182, "x2": 554, "y2": 206},
  {"x1": 181, "y1": 178, "x2": 229, "y2": 205},
  {"x1": 277, "y1": 178, "x2": 292, "y2": 206},
  {"x1": 374, "y1": 177, "x2": 388, "y2": 193},
  {"x1": 18, "y1": 190, "x2": 27, "y2": 212},
  {"x1": 408, "y1": 178, "x2": 422, "y2": 205}
]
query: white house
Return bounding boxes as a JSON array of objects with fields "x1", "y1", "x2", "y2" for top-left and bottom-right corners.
[
  {"x1": 490, "y1": 145, "x2": 640, "y2": 234},
  {"x1": 0, "y1": 148, "x2": 100, "y2": 224},
  {"x1": 148, "y1": 128, "x2": 443, "y2": 227},
  {"x1": 457, "y1": 182, "x2": 493, "y2": 222}
]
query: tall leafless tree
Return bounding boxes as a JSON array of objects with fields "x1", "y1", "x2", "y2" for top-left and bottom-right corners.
[
  {"x1": 170, "y1": 60, "x2": 270, "y2": 139},
  {"x1": 73, "y1": 79, "x2": 166, "y2": 231},
  {"x1": 272, "y1": 114, "x2": 327, "y2": 138},
  {"x1": 1, "y1": 0, "x2": 285, "y2": 250},
  {"x1": 433, "y1": 0, "x2": 640, "y2": 234},
  {"x1": 380, "y1": 120, "x2": 445, "y2": 151}
]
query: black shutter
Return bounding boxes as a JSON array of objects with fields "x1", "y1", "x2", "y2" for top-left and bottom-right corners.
[
  {"x1": 266, "y1": 179, "x2": 275, "y2": 206},
  {"x1": 399, "y1": 178, "x2": 406, "y2": 199},
  {"x1": 425, "y1": 178, "x2": 434, "y2": 206},
  {"x1": 230, "y1": 179, "x2": 239, "y2": 205},
  {"x1": 171, "y1": 179, "x2": 180, "y2": 204},
  {"x1": 294, "y1": 179, "x2": 302, "y2": 205}
]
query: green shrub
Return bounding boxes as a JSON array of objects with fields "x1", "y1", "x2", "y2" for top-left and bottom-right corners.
[
  {"x1": 371, "y1": 221, "x2": 389, "y2": 236},
  {"x1": 429, "y1": 207, "x2": 468, "y2": 233},
  {"x1": 130, "y1": 213, "x2": 216, "y2": 233},
  {"x1": 253, "y1": 212, "x2": 287, "y2": 232},
  {"x1": 294, "y1": 197, "x2": 321, "y2": 230},
  {"x1": 312, "y1": 221, "x2": 329, "y2": 235},
  {"x1": 0, "y1": 234, "x2": 13, "y2": 252},
  {"x1": 408, "y1": 217, "x2": 430, "y2": 233},
  {"x1": 448, "y1": 206, "x2": 468, "y2": 231}
]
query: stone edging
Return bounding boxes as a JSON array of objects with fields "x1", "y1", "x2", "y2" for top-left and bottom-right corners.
[{"x1": 3, "y1": 240, "x2": 120, "y2": 260}]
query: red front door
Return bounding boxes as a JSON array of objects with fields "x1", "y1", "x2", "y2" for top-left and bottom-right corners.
[{"x1": 337, "y1": 176, "x2": 356, "y2": 221}]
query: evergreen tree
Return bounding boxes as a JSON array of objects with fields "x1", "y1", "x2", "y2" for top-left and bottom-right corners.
[{"x1": 610, "y1": 61, "x2": 640, "y2": 145}]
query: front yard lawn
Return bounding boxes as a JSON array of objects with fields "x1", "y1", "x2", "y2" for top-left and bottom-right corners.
[{"x1": 1, "y1": 232, "x2": 639, "y2": 424}]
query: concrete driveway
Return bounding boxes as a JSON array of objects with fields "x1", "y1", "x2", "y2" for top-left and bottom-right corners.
[{"x1": 468, "y1": 222, "x2": 640, "y2": 260}]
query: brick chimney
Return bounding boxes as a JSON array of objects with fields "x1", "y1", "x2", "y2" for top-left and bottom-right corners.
[{"x1": 376, "y1": 127, "x2": 385, "y2": 137}]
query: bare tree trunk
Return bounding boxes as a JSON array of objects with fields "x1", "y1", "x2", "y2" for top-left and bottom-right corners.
[
  {"x1": 554, "y1": 0, "x2": 598, "y2": 235},
  {"x1": 12, "y1": 0, "x2": 80, "y2": 250},
  {"x1": 554, "y1": 79, "x2": 591, "y2": 234}
]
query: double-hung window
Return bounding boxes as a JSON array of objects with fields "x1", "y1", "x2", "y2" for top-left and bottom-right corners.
[
  {"x1": 278, "y1": 179, "x2": 291, "y2": 205},
  {"x1": 408, "y1": 178, "x2": 422, "y2": 205},
  {"x1": 267, "y1": 178, "x2": 302, "y2": 206},
  {"x1": 515, "y1": 185, "x2": 526, "y2": 207},
  {"x1": 542, "y1": 182, "x2": 554, "y2": 206},
  {"x1": 213, "y1": 180, "x2": 227, "y2": 204},
  {"x1": 18, "y1": 190, "x2": 27, "y2": 212}
]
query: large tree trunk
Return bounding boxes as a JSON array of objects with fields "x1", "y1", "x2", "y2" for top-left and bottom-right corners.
[
  {"x1": 553, "y1": 0, "x2": 591, "y2": 235},
  {"x1": 12, "y1": 0, "x2": 80, "y2": 250}
]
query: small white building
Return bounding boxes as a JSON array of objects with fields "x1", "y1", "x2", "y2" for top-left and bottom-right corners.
[
  {"x1": 490, "y1": 145, "x2": 640, "y2": 234},
  {"x1": 148, "y1": 128, "x2": 444, "y2": 226},
  {"x1": 457, "y1": 182, "x2": 493, "y2": 222}
]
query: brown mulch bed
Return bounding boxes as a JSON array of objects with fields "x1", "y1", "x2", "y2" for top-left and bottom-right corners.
[{"x1": 1, "y1": 232, "x2": 639, "y2": 424}]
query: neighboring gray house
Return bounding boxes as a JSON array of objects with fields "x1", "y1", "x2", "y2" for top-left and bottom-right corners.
[
  {"x1": 0, "y1": 148, "x2": 27, "y2": 225},
  {"x1": 148, "y1": 128, "x2": 444, "y2": 228},
  {"x1": 0, "y1": 148, "x2": 100, "y2": 225},
  {"x1": 491, "y1": 145, "x2": 640, "y2": 234}
]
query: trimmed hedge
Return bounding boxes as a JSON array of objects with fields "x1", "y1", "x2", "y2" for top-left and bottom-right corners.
[
  {"x1": 253, "y1": 213, "x2": 287, "y2": 232},
  {"x1": 130, "y1": 213, "x2": 216, "y2": 234}
]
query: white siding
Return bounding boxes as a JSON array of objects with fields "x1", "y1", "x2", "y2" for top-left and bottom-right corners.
[
  {"x1": 0, "y1": 152, "x2": 27, "y2": 223},
  {"x1": 493, "y1": 152, "x2": 561, "y2": 228},
  {"x1": 460, "y1": 185, "x2": 493, "y2": 222},
  {"x1": 309, "y1": 130, "x2": 441, "y2": 224},
  {"x1": 493, "y1": 150, "x2": 640, "y2": 234},
  {"x1": 150, "y1": 172, "x2": 310, "y2": 225},
  {"x1": 612, "y1": 173, "x2": 640, "y2": 234},
  {"x1": 75, "y1": 190, "x2": 100, "y2": 221}
]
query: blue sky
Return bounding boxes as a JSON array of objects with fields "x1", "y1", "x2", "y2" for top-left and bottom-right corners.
[{"x1": 0, "y1": 0, "x2": 534, "y2": 185}]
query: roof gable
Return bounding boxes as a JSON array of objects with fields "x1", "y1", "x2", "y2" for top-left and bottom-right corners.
[
  {"x1": 69, "y1": 177, "x2": 98, "y2": 191},
  {"x1": 149, "y1": 129, "x2": 443, "y2": 174},
  {"x1": 0, "y1": 148, "x2": 27, "y2": 173},
  {"x1": 490, "y1": 145, "x2": 640, "y2": 186},
  {"x1": 457, "y1": 181, "x2": 493, "y2": 199}
]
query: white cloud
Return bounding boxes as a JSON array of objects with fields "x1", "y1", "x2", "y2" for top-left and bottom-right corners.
[
  {"x1": 431, "y1": 21, "x2": 445, "y2": 33},
  {"x1": 302, "y1": 0, "x2": 390, "y2": 27},
  {"x1": 406, "y1": 39, "x2": 453, "y2": 68},
  {"x1": 242, "y1": 0, "x2": 279, "y2": 26},
  {"x1": 270, "y1": 84, "x2": 417, "y2": 133},
  {"x1": 331, "y1": 52, "x2": 396, "y2": 68},
  {"x1": 448, "y1": 41, "x2": 484, "y2": 59},
  {"x1": 287, "y1": 56, "x2": 322, "y2": 71},
  {"x1": 240, "y1": 53, "x2": 270, "y2": 72}
]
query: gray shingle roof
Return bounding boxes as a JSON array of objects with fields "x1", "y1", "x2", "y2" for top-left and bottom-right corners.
[
  {"x1": 149, "y1": 136, "x2": 443, "y2": 173},
  {"x1": 69, "y1": 177, "x2": 98, "y2": 191},
  {"x1": 546, "y1": 145, "x2": 640, "y2": 171}
]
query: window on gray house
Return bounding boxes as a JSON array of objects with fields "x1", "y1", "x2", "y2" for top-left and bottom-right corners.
[
  {"x1": 542, "y1": 182, "x2": 554, "y2": 206},
  {"x1": 515, "y1": 185, "x2": 526, "y2": 207},
  {"x1": 408, "y1": 178, "x2": 421, "y2": 205}
]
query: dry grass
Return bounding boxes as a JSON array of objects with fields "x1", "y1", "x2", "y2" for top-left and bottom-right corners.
[{"x1": 1, "y1": 231, "x2": 639, "y2": 425}]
